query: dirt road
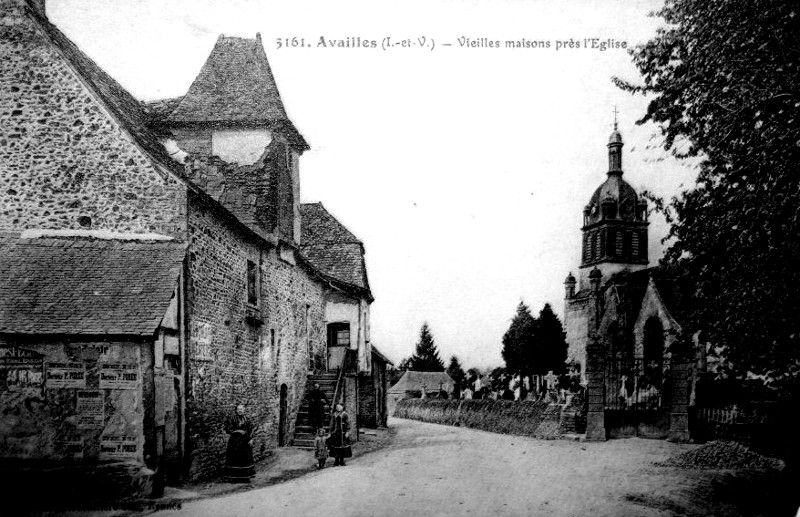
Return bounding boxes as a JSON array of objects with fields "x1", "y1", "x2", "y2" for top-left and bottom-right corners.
[{"x1": 153, "y1": 418, "x2": 780, "y2": 517}]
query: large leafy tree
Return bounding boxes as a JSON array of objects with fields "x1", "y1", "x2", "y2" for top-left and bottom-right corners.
[
  {"x1": 614, "y1": 0, "x2": 800, "y2": 388},
  {"x1": 534, "y1": 303, "x2": 568, "y2": 375},
  {"x1": 408, "y1": 323, "x2": 445, "y2": 372}
]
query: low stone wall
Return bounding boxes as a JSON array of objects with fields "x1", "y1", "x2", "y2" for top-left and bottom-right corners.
[{"x1": 394, "y1": 399, "x2": 567, "y2": 439}]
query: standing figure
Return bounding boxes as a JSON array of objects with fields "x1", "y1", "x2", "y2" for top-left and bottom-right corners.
[
  {"x1": 224, "y1": 404, "x2": 255, "y2": 481},
  {"x1": 306, "y1": 383, "x2": 329, "y2": 431},
  {"x1": 314, "y1": 428, "x2": 329, "y2": 469},
  {"x1": 328, "y1": 402, "x2": 352, "y2": 466}
]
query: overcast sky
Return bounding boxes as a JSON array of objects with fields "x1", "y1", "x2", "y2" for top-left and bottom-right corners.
[{"x1": 49, "y1": 0, "x2": 697, "y2": 369}]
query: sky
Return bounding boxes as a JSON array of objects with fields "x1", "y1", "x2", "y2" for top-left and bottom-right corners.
[{"x1": 48, "y1": 0, "x2": 698, "y2": 369}]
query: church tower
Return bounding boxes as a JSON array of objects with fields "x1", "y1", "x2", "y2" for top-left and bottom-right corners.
[
  {"x1": 563, "y1": 119, "x2": 650, "y2": 377},
  {"x1": 576, "y1": 122, "x2": 649, "y2": 290}
]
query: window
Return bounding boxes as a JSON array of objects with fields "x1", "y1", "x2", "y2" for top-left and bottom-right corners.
[
  {"x1": 631, "y1": 232, "x2": 640, "y2": 257},
  {"x1": 327, "y1": 322, "x2": 350, "y2": 347},
  {"x1": 247, "y1": 259, "x2": 258, "y2": 305}
]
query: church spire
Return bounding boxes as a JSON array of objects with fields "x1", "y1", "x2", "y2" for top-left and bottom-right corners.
[{"x1": 607, "y1": 107, "x2": 623, "y2": 175}]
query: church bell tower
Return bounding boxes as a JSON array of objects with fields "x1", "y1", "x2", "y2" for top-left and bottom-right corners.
[{"x1": 576, "y1": 121, "x2": 649, "y2": 290}]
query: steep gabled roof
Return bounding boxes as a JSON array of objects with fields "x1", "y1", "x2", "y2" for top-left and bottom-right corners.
[
  {"x1": 162, "y1": 34, "x2": 308, "y2": 150},
  {"x1": 21, "y1": 3, "x2": 189, "y2": 183},
  {"x1": 389, "y1": 371, "x2": 455, "y2": 394},
  {"x1": 0, "y1": 235, "x2": 186, "y2": 336},
  {"x1": 605, "y1": 267, "x2": 687, "y2": 326},
  {"x1": 299, "y1": 203, "x2": 371, "y2": 295}
]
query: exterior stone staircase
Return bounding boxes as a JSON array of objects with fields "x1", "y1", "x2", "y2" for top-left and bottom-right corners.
[{"x1": 291, "y1": 372, "x2": 338, "y2": 448}]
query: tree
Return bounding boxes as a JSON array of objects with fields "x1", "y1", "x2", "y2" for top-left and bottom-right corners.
[
  {"x1": 408, "y1": 323, "x2": 445, "y2": 372},
  {"x1": 614, "y1": 0, "x2": 800, "y2": 388},
  {"x1": 446, "y1": 355, "x2": 466, "y2": 388},
  {"x1": 533, "y1": 303, "x2": 568, "y2": 375},
  {"x1": 502, "y1": 302, "x2": 536, "y2": 396}
]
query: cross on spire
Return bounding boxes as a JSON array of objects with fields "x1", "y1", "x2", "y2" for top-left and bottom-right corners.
[{"x1": 613, "y1": 105, "x2": 619, "y2": 130}]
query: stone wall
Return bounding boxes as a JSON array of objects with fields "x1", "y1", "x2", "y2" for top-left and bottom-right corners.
[
  {"x1": 0, "y1": 12, "x2": 186, "y2": 237},
  {"x1": 564, "y1": 296, "x2": 591, "y2": 376},
  {"x1": 0, "y1": 338, "x2": 149, "y2": 465},
  {"x1": 184, "y1": 192, "x2": 325, "y2": 479}
]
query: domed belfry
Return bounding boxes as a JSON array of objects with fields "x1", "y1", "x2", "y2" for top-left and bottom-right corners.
[{"x1": 576, "y1": 122, "x2": 649, "y2": 290}]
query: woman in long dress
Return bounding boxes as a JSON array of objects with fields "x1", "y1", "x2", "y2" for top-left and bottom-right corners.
[
  {"x1": 327, "y1": 403, "x2": 352, "y2": 466},
  {"x1": 224, "y1": 404, "x2": 255, "y2": 481}
]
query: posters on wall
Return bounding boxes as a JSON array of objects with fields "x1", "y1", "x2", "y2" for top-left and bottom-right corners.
[
  {"x1": 55, "y1": 434, "x2": 84, "y2": 458},
  {"x1": 46, "y1": 361, "x2": 87, "y2": 388},
  {"x1": 75, "y1": 389, "x2": 104, "y2": 429},
  {"x1": 0, "y1": 347, "x2": 44, "y2": 388},
  {"x1": 100, "y1": 435, "x2": 139, "y2": 459},
  {"x1": 99, "y1": 363, "x2": 139, "y2": 389}
]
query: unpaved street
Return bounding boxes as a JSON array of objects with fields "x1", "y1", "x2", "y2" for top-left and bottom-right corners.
[{"x1": 154, "y1": 418, "x2": 772, "y2": 517}]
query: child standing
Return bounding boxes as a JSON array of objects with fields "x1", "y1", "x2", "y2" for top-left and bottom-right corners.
[{"x1": 314, "y1": 428, "x2": 329, "y2": 469}]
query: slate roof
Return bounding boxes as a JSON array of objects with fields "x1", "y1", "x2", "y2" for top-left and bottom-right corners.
[
  {"x1": 299, "y1": 203, "x2": 371, "y2": 296},
  {"x1": 371, "y1": 345, "x2": 393, "y2": 366},
  {"x1": 389, "y1": 371, "x2": 455, "y2": 394},
  {"x1": 606, "y1": 267, "x2": 687, "y2": 326},
  {"x1": 0, "y1": 236, "x2": 186, "y2": 336},
  {"x1": 157, "y1": 35, "x2": 308, "y2": 150}
]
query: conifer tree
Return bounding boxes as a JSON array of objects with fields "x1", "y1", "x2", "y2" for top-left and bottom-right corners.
[
  {"x1": 409, "y1": 323, "x2": 445, "y2": 372},
  {"x1": 534, "y1": 303, "x2": 568, "y2": 375},
  {"x1": 502, "y1": 302, "x2": 536, "y2": 395},
  {"x1": 446, "y1": 355, "x2": 466, "y2": 389}
]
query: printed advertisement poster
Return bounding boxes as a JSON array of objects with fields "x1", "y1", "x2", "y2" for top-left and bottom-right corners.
[
  {"x1": 100, "y1": 435, "x2": 139, "y2": 460},
  {"x1": 99, "y1": 363, "x2": 139, "y2": 389},
  {"x1": 0, "y1": 347, "x2": 44, "y2": 388},
  {"x1": 46, "y1": 362, "x2": 86, "y2": 388},
  {"x1": 75, "y1": 390, "x2": 104, "y2": 429}
]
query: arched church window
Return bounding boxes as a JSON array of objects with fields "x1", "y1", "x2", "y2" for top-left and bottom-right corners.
[
  {"x1": 590, "y1": 233, "x2": 597, "y2": 260},
  {"x1": 615, "y1": 230, "x2": 623, "y2": 256},
  {"x1": 643, "y1": 317, "x2": 664, "y2": 387}
]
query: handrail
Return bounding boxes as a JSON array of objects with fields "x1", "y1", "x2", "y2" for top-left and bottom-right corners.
[{"x1": 332, "y1": 359, "x2": 346, "y2": 409}]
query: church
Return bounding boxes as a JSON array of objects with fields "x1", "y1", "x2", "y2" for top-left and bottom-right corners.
[{"x1": 562, "y1": 122, "x2": 697, "y2": 441}]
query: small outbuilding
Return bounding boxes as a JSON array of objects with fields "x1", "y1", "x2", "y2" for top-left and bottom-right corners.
[{"x1": 388, "y1": 371, "x2": 455, "y2": 415}]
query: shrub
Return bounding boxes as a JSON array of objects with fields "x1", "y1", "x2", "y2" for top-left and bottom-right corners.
[{"x1": 393, "y1": 399, "x2": 565, "y2": 439}]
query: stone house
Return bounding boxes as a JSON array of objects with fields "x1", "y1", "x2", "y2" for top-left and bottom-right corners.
[
  {"x1": 0, "y1": 0, "x2": 386, "y2": 496},
  {"x1": 562, "y1": 123, "x2": 700, "y2": 442}
]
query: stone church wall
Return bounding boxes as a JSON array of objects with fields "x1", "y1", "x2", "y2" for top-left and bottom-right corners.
[
  {"x1": 184, "y1": 192, "x2": 325, "y2": 480},
  {"x1": 564, "y1": 297, "x2": 591, "y2": 376},
  {"x1": 0, "y1": 13, "x2": 186, "y2": 237}
]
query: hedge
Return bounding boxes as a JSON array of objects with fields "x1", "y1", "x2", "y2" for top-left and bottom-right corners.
[{"x1": 393, "y1": 398, "x2": 565, "y2": 439}]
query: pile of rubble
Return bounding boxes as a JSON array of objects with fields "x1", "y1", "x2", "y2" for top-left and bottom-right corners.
[{"x1": 658, "y1": 440, "x2": 784, "y2": 470}]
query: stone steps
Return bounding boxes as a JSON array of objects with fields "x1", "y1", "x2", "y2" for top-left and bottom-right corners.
[{"x1": 290, "y1": 371, "x2": 341, "y2": 448}]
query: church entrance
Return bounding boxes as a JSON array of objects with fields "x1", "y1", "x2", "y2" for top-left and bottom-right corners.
[{"x1": 603, "y1": 318, "x2": 670, "y2": 438}]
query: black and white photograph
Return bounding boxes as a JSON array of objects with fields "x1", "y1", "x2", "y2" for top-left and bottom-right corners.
[{"x1": 0, "y1": 0, "x2": 798, "y2": 515}]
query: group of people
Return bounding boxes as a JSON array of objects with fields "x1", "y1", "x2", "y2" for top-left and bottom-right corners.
[
  {"x1": 307, "y1": 383, "x2": 351, "y2": 469},
  {"x1": 222, "y1": 383, "x2": 352, "y2": 482}
]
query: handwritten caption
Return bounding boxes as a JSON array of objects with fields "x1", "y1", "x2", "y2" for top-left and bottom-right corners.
[{"x1": 275, "y1": 36, "x2": 627, "y2": 52}]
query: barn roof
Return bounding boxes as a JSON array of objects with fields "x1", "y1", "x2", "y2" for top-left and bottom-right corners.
[
  {"x1": 389, "y1": 371, "x2": 455, "y2": 394},
  {"x1": 0, "y1": 235, "x2": 186, "y2": 336}
]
